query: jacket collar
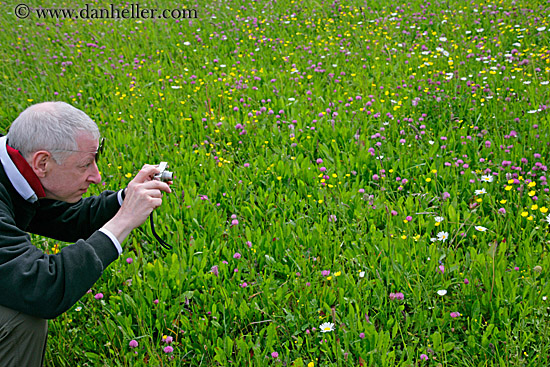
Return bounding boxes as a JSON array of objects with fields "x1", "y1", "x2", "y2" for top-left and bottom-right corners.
[{"x1": 0, "y1": 136, "x2": 46, "y2": 203}]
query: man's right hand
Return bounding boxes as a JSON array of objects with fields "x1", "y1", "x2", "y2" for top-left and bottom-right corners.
[{"x1": 101, "y1": 164, "x2": 172, "y2": 244}]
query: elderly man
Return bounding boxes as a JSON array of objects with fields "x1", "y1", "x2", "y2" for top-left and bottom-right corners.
[{"x1": 0, "y1": 101, "x2": 171, "y2": 366}]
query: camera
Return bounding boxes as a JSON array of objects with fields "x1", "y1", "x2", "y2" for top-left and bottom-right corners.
[{"x1": 155, "y1": 162, "x2": 173, "y2": 182}]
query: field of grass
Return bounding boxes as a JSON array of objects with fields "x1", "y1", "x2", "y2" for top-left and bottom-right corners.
[{"x1": 1, "y1": 0, "x2": 550, "y2": 365}]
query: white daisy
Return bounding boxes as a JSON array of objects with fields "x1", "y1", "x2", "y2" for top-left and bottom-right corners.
[
  {"x1": 475, "y1": 188, "x2": 487, "y2": 195},
  {"x1": 434, "y1": 216, "x2": 445, "y2": 223},
  {"x1": 437, "y1": 231, "x2": 449, "y2": 242},
  {"x1": 475, "y1": 226, "x2": 487, "y2": 232},
  {"x1": 437, "y1": 289, "x2": 447, "y2": 296},
  {"x1": 545, "y1": 214, "x2": 550, "y2": 225},
  {"x1": 481, "y1": 175, "x2": 493, "y2": 183},
  {"x1": 319, "y1": 322, "x2": 335, "y2": 333}
]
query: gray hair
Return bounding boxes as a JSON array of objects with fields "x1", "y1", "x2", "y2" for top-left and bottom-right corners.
[{"x1": 7, "y1": 101, "x2": 100, "y2": 163}]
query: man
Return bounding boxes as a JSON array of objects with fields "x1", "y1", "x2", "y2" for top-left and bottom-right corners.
[{"x1": 0, "y1": 101, "x2": 171, "y2": 366}]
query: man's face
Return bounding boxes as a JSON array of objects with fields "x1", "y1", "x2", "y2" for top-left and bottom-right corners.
[{"x1": 41, "y1": 133, "x2": 102, "y2": 203}]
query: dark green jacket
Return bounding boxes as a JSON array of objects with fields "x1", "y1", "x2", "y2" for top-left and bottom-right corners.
[{"x1": 0, "y1": 164, "x2": 121, "y2": 319}]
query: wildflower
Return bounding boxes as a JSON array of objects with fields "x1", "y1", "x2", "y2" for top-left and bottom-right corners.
[
  {"x1": 498, "y1": 208, "x2": 506, "y2": 215},
  {"x1": 359, "y1": 332, "x2": 365, "y2": 339},
  {"x1": 162, "y1": 335, "x2": 174, "y2": 344},
  {"x1": 153, "y1": 299, "x2": 159, "y2": 305},
  {"x1": 240, "y1": 282, "x2": 248, "y2": 287},
  {"x1": 545, "y1": 214, "x2": 550, "y2": 224},
  {"x1": 464, "y1": 278, "x2": 469, "y2": 284},
  {"x1": 126, "y1": 257, "x2": 133, "y2": 264},
  {"x1": 534, "y1": 265, "x2": 542, "y2": 273},
  {"x1": 434, "y1": 216, "x2": 444, "y2": 223},
  {"x1": 233, "y1": 252, "x2": 242, "y2": 259},
  {"x1": 163, "y1": 346, "x2": 174, "y2": 353},
  {"x1": 437, "y1": 289, "x2": 447, "y2": 296},
  {"x1": 329, "y1": 214, "x2": 337, "y2": 222},
  {"x1": 389, "y1": 292, "x2": 404, "y2": 300},
  {"x1": 481, "y1": 175, "x2": 493, "y2": 183},
  {"x1": 271, "y1": 352, "x2": 279, "y2": 358},
  {"x1": 319, "y1": 322, "x2": 335, "y2": 333},
  {"x1": 420, "y1": 354, "x2": 429, "y2": 361},
  {"x1": 129, "y1": 340, "x2": 139, "y2": 348},
  {"x1": 94, "y1": 293, "x2": 104, "y2": 300},
  {"x1": 450, "y1": 312, "x2": 460, "y2": 318},
  {"x1": 321, "y1": 270, "x2": 330, "y2": 277},
  {"x1": 438, "y1": 265, "x2": 445, "y2": 274},
  {"x1": 211, "y1": 265, "x2": 219, "y2": 276},
  {"x1": 475, "y1": 188, "x2": 487, "y2": 195},
  {"x1": 475, "y1": 226, "x2": 487, "y2": 232},
  {"x1": 437, "y1": 231, "x2": 449, "y2": 242}
]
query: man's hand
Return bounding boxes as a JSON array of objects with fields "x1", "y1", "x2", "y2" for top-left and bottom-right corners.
[{"x1": 101, "y1": 164, "x2": 172, "y2": 244}]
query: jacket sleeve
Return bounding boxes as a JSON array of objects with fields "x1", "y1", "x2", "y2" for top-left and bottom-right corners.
[
  {"x1": 0, "y1": 198, "x2": 119, "y2": 319},
  {"x1": 26, "y1": 190, "x2": 121, "y2": 242}
]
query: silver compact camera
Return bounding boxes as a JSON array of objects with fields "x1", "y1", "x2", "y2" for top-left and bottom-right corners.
[{"x1": 155, "y1": 162, "x2": 173, "y2": 182}]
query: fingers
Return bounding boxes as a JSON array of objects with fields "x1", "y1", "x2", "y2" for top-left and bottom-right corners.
[{"x1": 132, "y1": 164, "x2": 160, "y2": 183}]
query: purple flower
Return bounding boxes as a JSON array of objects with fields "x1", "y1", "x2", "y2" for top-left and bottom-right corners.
[
  {"x1": 153, "y1": 299, "x2": 159, "y2": 305},
  {"x1": 240, "y1": 282, "x2": 248, "y2": 288},
  {"x1": 405, "y1": 216, "x2": 413, "y2": 222},
  {"x1": 211, "y1": 265, "x2": 219, "y2": 276},
  {"x1": 391, "y1": 210, "x2": 398, "y2": 216},
  {"x1": 359, "y1": 332, "x2": 365, "y2": 339},
  {"x1": 231, "y1": 219, "x2": 239, "y2": 226},
  {"x1": 442, "y1": 192, "x2": 451, "y2": 200},
  {"x1": 126, "y1": 257, "x2": 133, "y2": 264},
  {"x1": 389, "y1": 292, "x2": 404, "y2": 300},
  {"x1": 464, "y1": 278, "x2": 469, "y2": 284},
  {"x1": 162, "y1": 335, "x2": 174, "y2": 344},
  {"x1": 450, "y1": 312, "x2": 460, "y2": 318},
  {"x1": 94, "y1": 293, "x2": 104, "y2": 300},
  {"x1": 420, "y1": 354, "x2": 429, "y2": 361},
  {"x1": 233, "y1": 252, "x2": 242, "y2": 259},
  {"x1": 316, "y1": 158, "x2": 323, "y2": 164},
  {"x1": 321, "y1": 270, "x2": 330, "y2": 277},
  {"x1": 271, "y1": 352, "x2": 279, "y2": 358},
  {"x1": 438, "y1": 265, "x2": 445, "y2": 274},
  {"x1": 358, "y1": 188, "x2": 365, "y2": 193},
  {"x1": 129, "y1": 340, "x2": 138, "y2": 348},
  {"x1": 163, "y1": 346, "x2": 174, "y2": 353}
]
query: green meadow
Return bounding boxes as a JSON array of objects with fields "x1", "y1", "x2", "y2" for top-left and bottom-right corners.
[{"x1": 1, "y1": 0, "x2": 550, "y2": 365}]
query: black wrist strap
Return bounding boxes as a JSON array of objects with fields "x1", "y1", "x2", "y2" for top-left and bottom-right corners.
[{"x1": 149, "y1": 212, "x2": 172, "y2": 250}]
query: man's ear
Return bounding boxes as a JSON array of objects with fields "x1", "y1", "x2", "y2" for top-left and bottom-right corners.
[{"x1": 29, "y1": 151, "x2": 54, "y2": 178}]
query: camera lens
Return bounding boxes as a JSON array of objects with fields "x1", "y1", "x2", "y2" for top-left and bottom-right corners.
[{"x1": 161, "y1": 171, "x2": 173, "y2": 182}]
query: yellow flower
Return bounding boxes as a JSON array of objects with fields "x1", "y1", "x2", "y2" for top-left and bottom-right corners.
[
  {"x1": 528, "y1": 181, "x2": 536, "y2": 187},
  {"x1": 326, "y1": 276, "x2": 332, "y2": 280},
  {"x1": 500, "y1": 199, "x2": 507, "y2": 204},
  {"x1": 334, "y1": 271, "x2": 342, "y2": 277},
  {"x1": 531, "y1": 205, "x2": 538, "y2": 211},
  {"x1": 528, "y1": 190, "x2": 536, "y2": 196},
  {"x1": 540, "y1": 207, "x2": 548, "y2": 213},
  {"x1": 401, "y1": 235, "x2": 407, "y2": 239},
  {"x1": 426, "y1": 178, "x2": 432, "y2": 182},
  {"x1": 308, "y1": 363, "x2": 315, "y2": 367},
  {"x1": 521, "y1": 211, "x2": 528, "y2": 217},
  {"x1": 125, "y1": 173, "x2": 132, "y2": 178},
  {"x1": 505, "y1": 186, "x2": 512, "y2": 191}
]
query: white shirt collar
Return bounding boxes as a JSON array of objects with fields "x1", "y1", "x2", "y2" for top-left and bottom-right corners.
[{"x1": 0, "y1": 136, "x2": 38, "y2": 203}]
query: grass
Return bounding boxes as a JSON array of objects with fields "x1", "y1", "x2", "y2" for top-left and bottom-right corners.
[{"x1": 1, "y1": 0, "x2": 550, "y2": 365}]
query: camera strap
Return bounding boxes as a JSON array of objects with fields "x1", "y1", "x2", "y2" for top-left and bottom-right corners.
[{"x1": 149, "y1": 212, "x2": 173, "y2": 250}]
